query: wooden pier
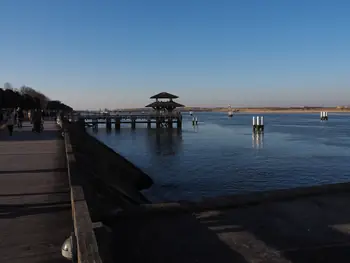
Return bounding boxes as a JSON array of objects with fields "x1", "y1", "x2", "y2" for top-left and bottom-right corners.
[
  {"x1": 79, "y1": 112, "x2": 183, "y2": 130},
  {"x1": 78, "y1": 91, "x2": 185, "y2": 130}
]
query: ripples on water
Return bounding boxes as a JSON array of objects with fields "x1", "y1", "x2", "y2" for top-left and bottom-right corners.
[{"x1": 90, "y1": 113, "x2": 350, "y2": 202}]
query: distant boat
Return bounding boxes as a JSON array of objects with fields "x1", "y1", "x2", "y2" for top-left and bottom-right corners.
[{"x1": 228, "y1": 105, "x2": 233, "y2": 117}]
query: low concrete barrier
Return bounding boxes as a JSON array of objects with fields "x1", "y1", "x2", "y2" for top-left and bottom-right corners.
[
  {"x1": 112, "y1": 181, "x2": 350, "y2": 217},
  {"x1": 64, "y1": 131, "x2": 103, "y2": 263},
  {"x1": 67, "y1": 122, "x2": 153, "y2": 206}
]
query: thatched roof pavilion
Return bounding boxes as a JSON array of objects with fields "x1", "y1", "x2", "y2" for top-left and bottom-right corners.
[
  {"x1": 146, "y1": 92, "x2": 184, "y2": 112},
  {"x1": 150, "y1": 92, "x2": 179, "y2": 100}
]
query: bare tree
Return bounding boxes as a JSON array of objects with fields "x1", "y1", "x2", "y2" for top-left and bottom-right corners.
[{"x1": 19, "y1": 85, "x2": 50, "y2": 109}]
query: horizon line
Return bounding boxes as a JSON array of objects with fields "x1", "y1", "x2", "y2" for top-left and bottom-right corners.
[{"x1": 76, "y1": 105, "x2": 349, "y2": 111}]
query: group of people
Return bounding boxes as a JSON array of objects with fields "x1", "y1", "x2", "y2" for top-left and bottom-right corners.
[{"x1": 1, "y1": 108, "x2": 43, "y2": 136}]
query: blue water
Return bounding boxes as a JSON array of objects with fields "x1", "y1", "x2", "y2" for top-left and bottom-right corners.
[{"x1": 89, "y1": 113, "x2": 350, "y2": 202}]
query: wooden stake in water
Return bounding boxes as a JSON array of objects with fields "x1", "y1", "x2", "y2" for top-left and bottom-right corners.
[{"x1": 252, "y1": 116, "x2": 256, "y2": 132}]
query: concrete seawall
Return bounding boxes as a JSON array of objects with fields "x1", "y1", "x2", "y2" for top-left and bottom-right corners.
[
  {"x1": 110, "y1": 181, "x2": 350, "y2": 216},
  {"x1": 64, "y1": 121, "x2": 350, "y2": 262},
  {"x1": 67, "y1": 122, "x2": 153, "y2": 216}
]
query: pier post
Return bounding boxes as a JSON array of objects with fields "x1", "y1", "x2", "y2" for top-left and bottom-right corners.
[
  {"x1": 147, "y1": 117, "x2": 151, "y2": 128},
  {"x1": 106, "y1": 117, "x2": 112, "y2": 131},
  {"x1": 253, "y1": 116, "x2": 264, "y2": 133},
  {"x1": 167, "y1": 117, "x2": 173, "y2": 129},
  {"x1": 252, "y1": 116, "x2": 256, "y2": 132},
  {"x1": 114, "y1": 117, "x2": 121, "y2": 130},
  {"x1": 78, "y1": 118, "x2": 86, "y2": 131},
  {"x1": 177, "y1": 117, "x2": 182, "y2": 129},
  {"x1": 320, "y1": 111, "x2": 328, "y2": 121},
  {"x1": 92, "y1": 118, "x2": 98, "y2": 131},
  {"x1": 131, "y1": 117, "x2": 136, "y2": 129}
]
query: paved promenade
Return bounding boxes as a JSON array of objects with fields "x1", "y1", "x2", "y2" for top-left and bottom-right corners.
[
  {"x1": 0, "y1": 121, "x2": 72, "y2": 263},
  {"x1": 109, "y1": 191, "x2": 350, "y2": 263}
]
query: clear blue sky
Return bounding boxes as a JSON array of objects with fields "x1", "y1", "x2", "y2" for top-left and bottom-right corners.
[{"x1": 0, "y1": 0, "x2": 349, "y2": 109}]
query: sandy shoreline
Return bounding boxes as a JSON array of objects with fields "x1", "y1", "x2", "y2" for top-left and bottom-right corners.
[
  {"x1": 182, "y1": 107, "x2": 350, "y2": 114},
  {"x1": 220, "y1": 109, "x2": 350, "y2": 114},
  {"x1": 105, "y1": 107, "x2": 350, "y2": 114}
]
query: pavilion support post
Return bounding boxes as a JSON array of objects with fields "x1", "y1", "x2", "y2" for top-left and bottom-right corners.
[
  {"x1": 92, "y1": 118, "x2": 98, "y2": 130},
  {"x1": 106, "y1": 117, "x2": 112, "y2": 131},
  {"x1": 78, "y1": 118, "x2": 86, "y2": 131},
  {"x1": 131, "y1": 117, "x2": 136, "y2": 129},
  {"x1": 115, "y1": 117, "x2": 121, "y2": 130},
  {"x1": 167, "y1": 118, "x2": 173, "y2": 129},
  {"x1": 177, "y1": 117, "x2": 182, "y2": 129},
  {"x1": 147, "y1": 118, "x2": 151, "y2": 128},
  {"x1": 156, "y1": 117, "x2": 161, "y2": 129}
]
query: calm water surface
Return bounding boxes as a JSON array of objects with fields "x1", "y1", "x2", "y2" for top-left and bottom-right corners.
[{"x1": 89, "y1": 113, "x2": 350, "y2": 202}]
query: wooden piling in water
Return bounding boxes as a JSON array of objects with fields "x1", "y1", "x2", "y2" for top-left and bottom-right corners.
[
  {"x1": 115, "y1": 117, "x2": 121, "y2": 129},
  {"x1": 106, "y1": 117, "x2": 112, "y2": 130},
  {"x1": 131, "y1": 117, "x2": 136, "y2": 129},
  {"x1": 156, "y1": 117, "x2": 161, "y2": 128},
  {"x1": 253, "y1": 116, "x2": 264, "y2": 133},
  {"x1": 320, "y1": 111, "x2": 328, "y2": 121},
  {"x1": 177, "y1": 117, "x2": 182, "y2": 129}
]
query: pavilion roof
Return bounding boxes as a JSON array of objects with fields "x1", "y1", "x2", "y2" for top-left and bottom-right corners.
[
  {"x1": 145, "y1": 101, "x2": 184, "y2": 108},
  {"x1": 150, "y1": 92, "x2": 179, "y2": 99}
]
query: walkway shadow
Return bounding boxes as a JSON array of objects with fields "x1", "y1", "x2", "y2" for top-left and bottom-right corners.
[
  {"x1": 0, "y1": 168, "x2": 66, "y2": 175},
  {"x1": 0, "y1": 201, "x2": 71, "y2": 219},
  {"x1": 0, "y1": 190, "x2": 69, "y2": 197},
  {"x1": 197, "y1": 193, "x2": 350, "y2": 263},
  {"x1": 108, "y1": 213, "x2": 248, "y2": 263},
  {"x1": 0, "y1": 130, "x2": 62, "y2": 141}
]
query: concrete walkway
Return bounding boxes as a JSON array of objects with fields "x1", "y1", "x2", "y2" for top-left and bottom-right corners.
[
  {"x1": 109, "y1": 192, "x2": 350, "y2": 263},
  {"x1": 0, "y1": 121, "x2": 72, "y2": 263}
]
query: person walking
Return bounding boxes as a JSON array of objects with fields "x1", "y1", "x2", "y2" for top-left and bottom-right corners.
[
  {"x1": 6, "y1": 110, "x2": 15, "y2": 136},
  {"x1": 32, "y1": 109, "x2": 42, "y2": 133},
  {"x1": 17, "y1": 108, "x2": 24, "y2": 128}
]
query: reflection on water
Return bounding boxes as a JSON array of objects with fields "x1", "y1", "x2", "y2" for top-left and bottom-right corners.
[
  {"x1": 147, "y1": 128, "x2": 183, "y2": 156},
  {"x1": 192, "y1": 124, "x2": 199, "y2": 133},
  {"x1": 90, "y1": 112, "x2": 350, "y2": 202},
  {"x1": 252, "y1": 133, "x2": 264, "y2": 149}
]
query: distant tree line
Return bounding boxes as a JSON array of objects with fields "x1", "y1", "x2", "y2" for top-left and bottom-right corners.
[{"x1": 0, "y1": 83, "x2": 72, "y2": 111}]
